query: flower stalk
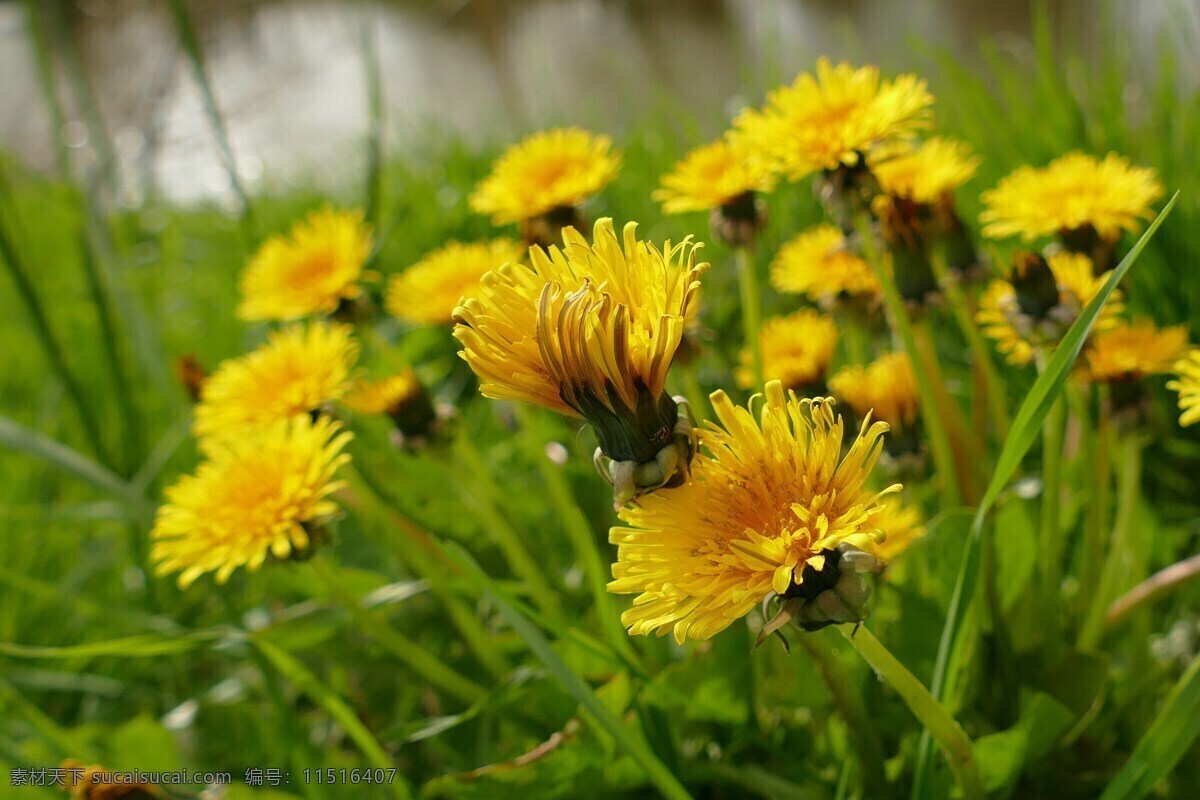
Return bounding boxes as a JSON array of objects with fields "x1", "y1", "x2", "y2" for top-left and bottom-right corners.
[
  {"x1": 839, "y1": 624, "x2": 984, "y2": 800},
  {"x1": 854, "y1": 212, "x2": 962, "y2": 507},
  {"x1": 735, "y1": 246, "x2": 764, "y2": 388}
]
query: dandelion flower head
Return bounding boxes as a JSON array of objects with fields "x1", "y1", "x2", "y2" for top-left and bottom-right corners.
[
  {"x1": 152, "y1": 416, "x2": 352, "y2": 588},
  {"x1": 980, "y1": 152, "x2": 1163, "y2": 242},
  {"x1": 387, "y1": 239, "x2": 525, "y2": 326},
  {"x1": 730, "y1": 58, "x2": 933, "y2": 181},
  {"x1": 193, "y1": 321, "x2": 358, "y2": 445},
  {"x1": 470, "y1": 128, "x2": 621, "y2": 224},
  {"x1": 238, "y1": 207, "x2": 373, "y2": 321},
  {"x1": 608, "y1": 382, "x2": 896, "y2": 643}
]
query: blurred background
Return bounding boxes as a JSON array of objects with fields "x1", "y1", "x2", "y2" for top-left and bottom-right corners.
[{"x1": 2, "y1": 0, "x2": 1198, "y2": 206}]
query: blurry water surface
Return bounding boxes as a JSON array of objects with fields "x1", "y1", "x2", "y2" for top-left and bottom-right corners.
[{"x1": 1, "y1": 0, "x2": 1196, "y2": 204}]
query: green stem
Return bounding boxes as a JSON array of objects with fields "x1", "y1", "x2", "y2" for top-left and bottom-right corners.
[
  {"x1": 1080, "y1": 432, "x2": 1144, "y2": 650},
  {"x1": 853, "y1": 213, "x2": 961, "y2": 507},
  {"x1": 516, "y1": 407, "x2": 641, "y2": 666},
  {"x1": 800, "y1": 633, "x2": 889, "y2": 799},
  {"x1": 1076, "y1": 386, "x2": 1109, "y2": 627},
  {"x1": 1036, "y1": 353, "x2": 1066, "y2": 631},
  {"x1": 735, "y1": 246, "x2": 763, "y2": 388},
  {"x1": 930, "y1": 249, "x2": 1011, "y2": 440},
  {"x1": 0, "y1": 202, "x2": 108, "y2": 463},
  {"x1": 308, "y1": 555, "x2": 488, "y2": 705},
  {"x1": 840, "y1": 625, "x2": 983, "y2": 800},
  {"x1": 453, "y1": 429, "x2": 568, "y2": 626}
]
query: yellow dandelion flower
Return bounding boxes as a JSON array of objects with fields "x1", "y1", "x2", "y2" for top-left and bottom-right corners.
[
  {"x1": 152, "y1": 416, "x2": 352, "y2": 588},
  {"x1": 865, "y1": 496, "x2": 925, "y2": 562},
  {"x1": 738, "y1": 310, "x2": 838, "y2": 393},
  {"x1": 977, "y1": 252, "x2": 1124, "y2": 365},
  {"x1": 980, "y1": 152, "x2": 1163, "y2": 242},
  {"x1": 386, "y1": 239, "x2": 525, "y2": 326},
  {"x1": 829, "y1": 352, "x2": 919, "y2": 431},
  {"x1": 343, "y1": 369, "x2": 439, "y2": 441},
  {"x1": 454, "y1": 218, "x2": 703, "y2": 422},
  {"x1": 872, "y1": 136, "x2": 979, "y2": 204},
  {"x1": 455, "y1": 218, "x2": 706, "y2": 503},
  {"x1": 470, "y1": 128, "x2": 622, "y2": 225},
  {"x1": 1168, "y1": 350, "x2": 1200, "y2": 427},
  {"x1": 238, "y1": 207, "x2": 373, "y2": 321},
  {"x1": 730, "y1": 58, "x2": 933, "y2": 181},
  {"x1": 194, "y1": 321, "x2": 358, "y2": 445},
  {"x1": 608, "y1": 382, "x2": 895, "y2": 643},
  {"x1": 343, "y1": 371, "x2": 423, "y2": 415},
  {"x1": 771, "y1": 224, "x2": 881, "y2": 302},
  {"x1": 1079, "y1": 319, "x2": 1191, "y2": 383},
  {"x1": 653, "y1": 139, "x2": 776, "y2": 214}
]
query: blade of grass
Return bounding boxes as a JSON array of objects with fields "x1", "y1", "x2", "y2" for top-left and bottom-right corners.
[
  {"x1": 0, "y1": 630, "x2": 226, "y2": 659},
  {"x1": 0, "y1": 415, "x2": 152, "y2": 518},
  {"x1": 451, "y1": 548, "x2": 693, "y2": 800},
  {"x1": 1098, "y1": 651, "x2": 1200, "y2": 800},
  {"x1": 910, "y1": 193, "x2": 1178, "y2": 799},
  {"x1": 306, "y1": 555, "x2": 488, "y2": 705},
  {"x1": 344, "y1": 460, "x2": 511, "y2": 680},
  {"x1": 360, "y1": 2, "x2": 385, "y2": 233},
  {"x1": 251, "y1": 636, "x2": 412, "y2": 799},
  {"x1": 165, "y1": 0, "x2": 255, "y2": 233},
  {"x1": 20, "y1": 0, "x2": 71, "y2": 179},
  {"x1": 515, "y1": 407, "x2": 640, "y2": 667},
  {"x1": 0, "y1": 202, "x2": 108, "y2": 463}
]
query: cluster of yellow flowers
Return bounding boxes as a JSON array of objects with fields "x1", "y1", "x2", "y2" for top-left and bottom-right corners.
[
  {"x1": 149, "y1": 55, "x2": 1194, "y2": 652},
  {"x1": 152, "y1": 209, "x2": 434, "y2": 587}
]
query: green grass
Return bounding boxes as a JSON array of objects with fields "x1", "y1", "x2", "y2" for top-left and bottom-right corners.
[{"x1": 3, "y1": 4, "x2": 1200, "y2": 799}]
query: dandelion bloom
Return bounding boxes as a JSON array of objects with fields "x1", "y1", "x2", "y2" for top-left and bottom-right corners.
[
  {"x1": 386, "y1": 239, "x2": 525, "y2": 326},
  {"x1": 771, "y1": 224, "x2": 880, "y2": 303},
  {"x1": 1079, "y1": 319, "x2": 1190, "y2": 384},
  {"x1": 730, "y1": 58, "x2": 933, "y2": 181},
  {"x1": 653, "y1": 139, "x2": 776, "y2": 214},
  {"x1": 738, "y1": 309, "x2": 837, "y2": 394},
  {"x1": 829, "y1": 352, "x2": 919, "y2": 432},
  {"x1": 980, "y1": 152, "x2": 1163, "y2": 243},
  {"x1": 193, "y1": 322, "x2": 358, "y2": 445},
  {"x1": 1168, "y1": 350, "x2": 1200, "y2": 427},
  {"x1": 865, "y1": 496, "x2": 925, "y2": 563},
  {"x1": 454, "y1": 218, "x2": 706, "y2": 504},
  {"x1": 343, "y1": 369, "x2": 439, "y2": 442},
  {"x1": 470, "y1": 128, "x2": 621, "y2": 225},
  {"x1": 977, "y1": 252, "x2": 1123, "y2": 365},
  {"x1": 608, "y1": 382, "x2": 896, "y2": 643},
  {"x1": 872, "y1": 137, "x2": 979, "y2": 205},
  {"x1": 238, "y1": 207, "x2": 373, "y2": 321},
  {"x1": 152, "y1": 416, "x2": 352, "y2": 588}
]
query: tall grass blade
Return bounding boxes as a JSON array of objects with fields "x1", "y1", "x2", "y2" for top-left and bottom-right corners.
[
  {"x1": 0, "y1": 630, "x2": 225, "y2": 659},
  {"x1": 452, "y1": 546, "x2": 694, "y2": 800},
  {"x1": 911, "y1": 192, "x2": 1179, "y2": 798},
  {"x1": 166, "y1": 0, "x2": 255, "y2": 232},
  {"x1": 361, "y1": 4, "x2": 385, "y2": 233},
  {"x1": 1098, "y1": 651, "x2": 1200, "y2": 800},
  {"x1": 0, "y1": 416, "x2": 150, "y2": 518},
  {"x1": 251, "y1": 636, "x2": 412, "y2": 799},
  {"x1": 0, "y1": 201, "x2": 108, "y2": 463}
]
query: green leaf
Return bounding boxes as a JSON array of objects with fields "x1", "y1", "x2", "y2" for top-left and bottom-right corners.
[
  {"x1": 1099, "y1": 651, "x2": 1200, "y2": 800},
  {"x1": 913, "y1": 192, "x2": 1179, "y2": 799},
  {"x1": 0, "y1": 415, "x2": 153, "y2": 517},
  {"x1": 446, "y1": 545, "x2": 693, "y2": 800},
  {"x1": 250, "y1": 636, "x2": 412, "y2": 800},
  {"x1": 975, "y1": 692, "x2": 1074, "y2": 796},
  {"x1": 0, "y1": 630, "x2": 226, "y2": 659}
]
